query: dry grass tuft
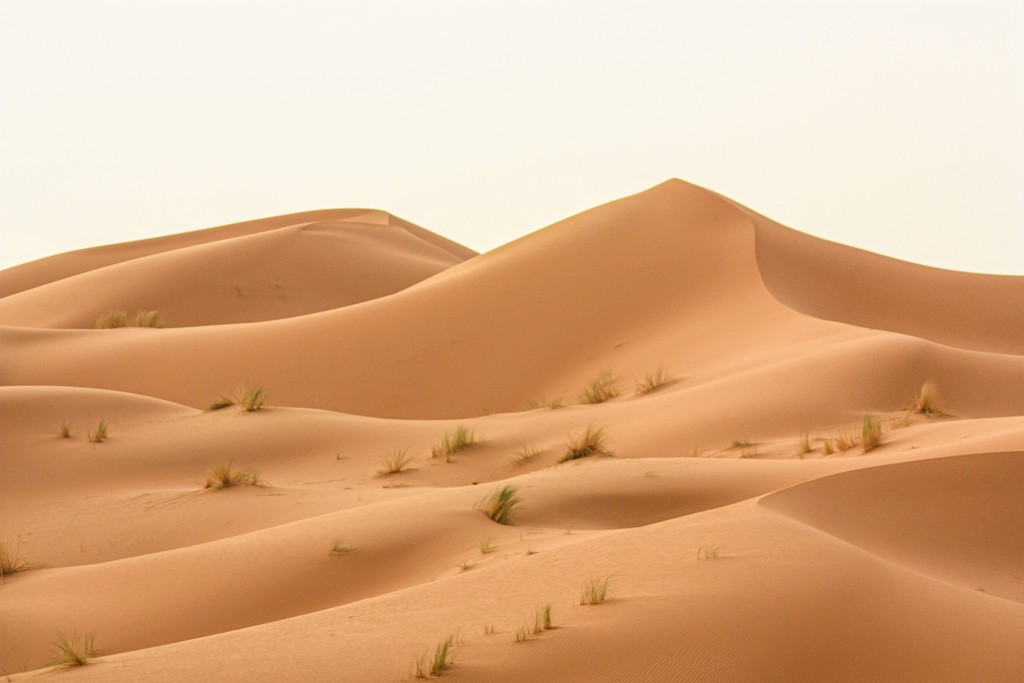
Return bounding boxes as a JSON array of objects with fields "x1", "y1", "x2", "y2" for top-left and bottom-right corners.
[
  {"x1": 379, "y1": 448, "x2": 413, "y2": 475},
  {"x1": 203, "y1": 460, "x2": 265, "y2": 489},
  {"x1": 861, "y1": 414, "x2": 884, "y2": 452},
  {"x1": 476, "y1": 485, "x2": 521, "y2": 525},
  {"x1": 330, "y1": 540, "x2": 353, "y2": 555},
  {"x1": 578, "y1": 372, "x2": 620, "y2": 404},
  {"x1": 579, "y1": 576, "x2": 611, "y2": 605},
  {"x1": 514, "y1": 604, "x2": 554, "y2": 643},
  {"x1": 207, "y1": 395, "x2": 235, "y2": 411},
  {"x1": 822, "y1": 437, "x2": 835, "y2": 455},
  {"x1": 59, "y1": 420, "x2": 72, "y2": 438},
  {"x1": 132, "y1": 310, "x2": 168, "y2": 328},
  {"x1": 414, "y1": 634, "x2": 456, "y2": 678},
  {"x1": 87, "y1": 420, "x2": 108, "y2": 443},
  {"x1": 559, "y1": 425, "x2": 612, "y2": 463},
  {"x1": 95, "y1": 310, "x2": 128, "y2": 328},
  {"x1": 431, "y1": 425, "x2": 476, "y2": 460},
  {"x1": 526, "y1": 396, "x2": 564, "y2": 410},
  {"x1": 0, "y1": 538, "x2": 40, "y2": 578},
  {"x1": 235, "y1": 383, "x2": 267, "y2": 412},
  {"x1": 52, "y1": 631, "x2": 97, "y2": 667},
  {"x1": 509, "y1": 442, "x2": 543, "y2": 466},
  {"x1": 96, "y1": 310, "x2": 168, "y2": 328},
  {"x1": 697, "y1": 545, "x2": 721, "y2": 560},
  {"x1": 478, "y1": 536, "x2": 496, "y2": 554},
  {"x1": 634, "y1": 367, "x2": 672, "y2": 394},
  {"x1": 833, "y1": 427, "x2": 860, "y2": 451},
  {"x1": 798, "y1": 432, "x2": 812, "y2": 455},
  {"x1": 911, "y1": 381, "x2": 946, "y2": 416}
]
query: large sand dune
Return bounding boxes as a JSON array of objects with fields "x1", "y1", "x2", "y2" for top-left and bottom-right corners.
[{"x1": 1, "y1": 179, "x2": 1022, "y2": 681}]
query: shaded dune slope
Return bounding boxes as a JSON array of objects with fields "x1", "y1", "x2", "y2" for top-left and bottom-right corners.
[
  {"x1": 0, "y1": 212, "x2": 474, "y2": 328},
  {"x1": 2, "y1": 180, "x2": 1022, "y2": 422}
]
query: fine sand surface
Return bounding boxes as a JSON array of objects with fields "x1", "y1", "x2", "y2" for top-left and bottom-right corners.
[{"x1": 1, "y1": 179, "x2": 1022, "y2": 681}]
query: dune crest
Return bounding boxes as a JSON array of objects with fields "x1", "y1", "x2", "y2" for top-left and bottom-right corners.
[{"x1": 2, "y1": 180, "x2": 1022, "y2": 681}]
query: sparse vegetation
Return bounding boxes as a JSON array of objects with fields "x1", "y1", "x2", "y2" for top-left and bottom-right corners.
[
  {"x1": 798, "y1": 432, "x2": 812, "y2": 455},
  {"x1": 559, "y1": 424, "x2": 612, "y2": 463},
  {"x1": 514, "y1": 604, "x2": 554, "y2": 643},
  {"x1": 330, "y1": 540, "x2": 352, "y2": 555},
  {"x1": 730, "y1": 439, "x2": 752, "y2": 449},
  {"x1": 414, "y1": 634, "x2": 456, "y2": 678},
  {"x1": 861, "y1": 414, "x2": 884, "y2": 452},
  {"x1": 379, "y1": 448, "x2": 413, "y2": 475},
  {"x1": 236, "y1": 383, "x2": 267, "y2": 412},
  {"x1": 87, "y1": 420, "x2": 108, "y2": 443},
  {"x1": 0, "y1": 538, "x2": 38, "y2": 578},
  {"x1": 822, "y1": 437, "x2": 835, "y2": 455},
  {"x1": 431, "y1": 425, "x2": 476, "y2": 460},
  {"x1": 833, "y1": 427, "x2": 860, "y2": 451},
  {"x1": 510, "y1": 442, "x2": 543, "y2": 466},
  {"x1": 132, "y1": 310, "x2": 167, "y2": 328},
  {"x1": 526, "y1": 396, "x2": 564, "y2": 410},
  {"x1": 478, "y1": 536, "x2": 496, "y2": 554},
  {"x1": 911, "y1": 381, "x2": 946, "y2": 416},
  {"x1": 203, "y1": 460, "x2": 265, "y2": 489},
  {"x1": 635, "y1": 367, "x2": 672, "y2": 394},
  {"x1": 59, "y1": 420, "x2": 72, "y2": 438},
  {"x1": 207, "y1": 395, "x2": 235, "y2": 411},
  {"x1": 579, "y1": 576, "x2": 611, "y2": 605},
  {"x1": 578, "y1": 372, "x2": 620, "y2": 404},
  {"x1": 95, "y1": 310, "x2": 167, "y2": 329},
  {"x1": 477, "y1": 485, "x2": 521, "y2": 525},
  {"x1": 52, "y1": 631, "x2": 97, "y2": 667},
  {"x1": 697, "y1": 545, "x2": 721, "y2": 560}
]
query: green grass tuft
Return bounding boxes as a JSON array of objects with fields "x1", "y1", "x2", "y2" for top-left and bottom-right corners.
[
  {"x1": 477, "y1": 485, "x2": 521, "y2": 525},
  {"x1": 0, "y1": 538, "x2": 41, "y2": 578},
  {"x1": 414, "y1": 634, "x2": 456, "y2": 678},
  {"x1": 431, "y1": 425, "x2": 476, "y2": 460},
  {"x1": 235, "y1": 383, "x2": 267, "y2": 412}
]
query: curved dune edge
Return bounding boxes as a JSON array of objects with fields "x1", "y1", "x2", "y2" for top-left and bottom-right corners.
[
  {"x1": 759, "y1": 450, "x2": 1024, "y2": 602},
  {"x1": 2, "y1": 179, "x2": 1023, "y2": 681}
]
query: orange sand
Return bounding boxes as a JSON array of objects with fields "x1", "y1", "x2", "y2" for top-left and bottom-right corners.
[{"x1": 1, "y1": 179, "x2": 1021, "y2": 681}]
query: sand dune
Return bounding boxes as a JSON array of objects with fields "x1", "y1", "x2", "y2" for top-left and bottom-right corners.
[{"x1": 2, "y1": 179, "x2": 1022, "y2": 681}]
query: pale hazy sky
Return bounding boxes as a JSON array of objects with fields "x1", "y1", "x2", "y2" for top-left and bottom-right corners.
[{"x1": 2, "y1": 0, "x2": 1022, "y2": 274}]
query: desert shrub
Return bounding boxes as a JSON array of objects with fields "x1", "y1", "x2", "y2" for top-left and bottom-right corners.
[
  {"x1": 579, "y1": 576, "x2": 611, "y2": 605},
  {"x1": 203, "y1": 460, "x2": 265, "y2": 489},
  {"x1": 578, "y1": 372, "x2": 620, "y2": 404},
  {"x1": 53, "y1": 631, "x2": 97, "y2": 667},
  {"x1": 477, "y1": 485, "x2": 521, "y2": 525},
  {"x1": 559, "y1": 425, "x2": 611, "y2": 462},
  {"x1": 379, "y1": 448, "x2": 413, "y2": 475},
  {"x1": 634, "y1": 367, "x2": 672, "y2": 394},
  {"x1": 861, "y1": 414, "x2": 883, "y2": 452},
  {"x1": 87, "y1": 420, "x2": 108, "y2": 443}
]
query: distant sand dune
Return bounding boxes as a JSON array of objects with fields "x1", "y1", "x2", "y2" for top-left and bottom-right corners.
[{"x1": 1, "y1": 180, "x2": 1021, "y2": 681}]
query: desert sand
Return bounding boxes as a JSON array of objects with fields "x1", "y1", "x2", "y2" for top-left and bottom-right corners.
[{"x1": 1, "y1": 179, "x2": 1022, "y2": 681}]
